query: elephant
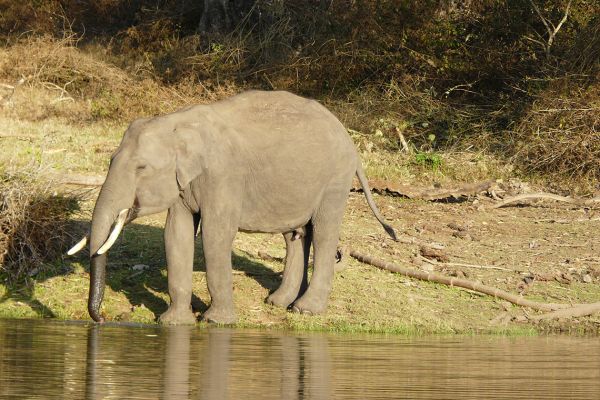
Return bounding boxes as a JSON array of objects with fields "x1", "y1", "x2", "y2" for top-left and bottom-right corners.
[{"x1": 68, "y1": 90, "x2": 396, "y2": 325}]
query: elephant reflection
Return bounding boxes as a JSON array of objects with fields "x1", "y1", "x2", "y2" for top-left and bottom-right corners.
[
  {"x1": 279, "y1": 335, "x2": 332, "y2": 400},
  {"x1": 84, "y1": 326, "x2": 331, "y2": 399},
  {"x1": 163, "y1": 326, "x2": 193, "y2": 399}
]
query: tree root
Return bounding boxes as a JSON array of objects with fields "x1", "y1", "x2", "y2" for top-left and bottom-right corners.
[{"x1": 348, "y1": 249, "x2": 600, "y2": 320}]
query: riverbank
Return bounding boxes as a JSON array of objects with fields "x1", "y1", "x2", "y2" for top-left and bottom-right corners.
[{"x1": 1, "y1": 117, "x2": 598, "y2": 334}]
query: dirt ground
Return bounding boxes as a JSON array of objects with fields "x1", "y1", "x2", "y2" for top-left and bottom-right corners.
[{"x1": 337, "y1": 191, "x2": 600, "y2": 333}]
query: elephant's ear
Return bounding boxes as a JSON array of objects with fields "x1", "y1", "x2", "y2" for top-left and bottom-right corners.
[{"x1": 173, "y1": 123, "x2": 205, "y2": 190}]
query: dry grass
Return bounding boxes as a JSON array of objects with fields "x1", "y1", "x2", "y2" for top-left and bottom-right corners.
[
  {"x1": 512, "y1": 78, "x2": 600, "y2": 193},
  {"x1": 0, "y1": 35, "x2": 238, "y2": 122},
  {"x1": 0, "y1": 168, "x2": 80, "y2": 283}
]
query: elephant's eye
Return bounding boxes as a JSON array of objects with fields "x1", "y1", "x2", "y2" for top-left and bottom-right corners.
[{"x1": 136, "y1": 165, "x2": 147, "y2": 172}]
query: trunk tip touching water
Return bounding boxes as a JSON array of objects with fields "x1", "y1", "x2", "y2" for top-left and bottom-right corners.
[{"x1": 88, "y1": 253, "x2": 107, "y2": 323}]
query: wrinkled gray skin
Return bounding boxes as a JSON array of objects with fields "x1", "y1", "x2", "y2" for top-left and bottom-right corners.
[{"x1": 87, "y1": 90, "x2": 395, "y2": 325}]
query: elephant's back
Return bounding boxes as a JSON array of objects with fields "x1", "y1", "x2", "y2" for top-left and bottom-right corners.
[{"x1": 210, "y1": 90, "x2": 353, "y2": 151}]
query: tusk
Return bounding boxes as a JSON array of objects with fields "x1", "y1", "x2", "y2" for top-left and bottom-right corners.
[
  {"x1": 67, "y1": 235, "x2": 88, "y2": 256},
  {"x1": 96, "y1": 209, "x2": 129, "y2": 255}
]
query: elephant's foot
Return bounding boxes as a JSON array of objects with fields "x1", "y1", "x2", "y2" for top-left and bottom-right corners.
[
  {"x1": 291, "y1": 295, "x2": 327, "y2": 315},
  {"x1": 159, "y1": 306, "x2": 197, "y2": 325},
  {"x1": 202, "y1": 306, "x2": 237, "y2": 325},
  {"x1": 266, "y1": 288, "x2": 297, "y2": 309}
]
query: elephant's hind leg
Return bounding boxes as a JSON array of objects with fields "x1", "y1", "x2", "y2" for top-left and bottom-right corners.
[
  {"x1": 266, "y1": 224, "x2": 312, "y2": 308},
  {"x1": 292, "y1": 190, "x2": 347, "y2": 315}
]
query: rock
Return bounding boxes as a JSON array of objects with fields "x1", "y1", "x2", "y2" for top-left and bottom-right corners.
[
  {"x1": 555, "y1": 272, "x2": 573, "y2": 284},
  {"x1": 419, "y1": 245, "x2": 449, "y2": 263},
  {"x1": 447, "y1": 222, "x2": 467, "y2": 232},
  {"x1": 132, "y1": 264, "x2": 150, "y2": 271},
  {"x1": 452, "y1": 230, "x2": 471, "y2": 240}
]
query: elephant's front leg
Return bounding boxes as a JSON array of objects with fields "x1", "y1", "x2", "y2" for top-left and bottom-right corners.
[
  {"x1": 201, "y1": 210, "x2": 238, "y2": 324},
  {"x1": 159, "y1": 200, "x2": 197, "y2": 325}
]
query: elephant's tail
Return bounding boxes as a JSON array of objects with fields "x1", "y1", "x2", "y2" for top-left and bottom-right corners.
[{"x1": 355, "y1": 162, "x2": 397, "y2": 241}]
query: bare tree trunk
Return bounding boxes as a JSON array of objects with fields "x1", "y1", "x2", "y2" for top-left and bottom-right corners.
[{"x1": 198, "y1": 0, "x2": 233, "y2": 33}]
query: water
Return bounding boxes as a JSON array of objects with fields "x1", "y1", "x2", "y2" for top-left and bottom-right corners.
[{"x1": 0, "y1": 319, "x2": 599, "y2": 399}]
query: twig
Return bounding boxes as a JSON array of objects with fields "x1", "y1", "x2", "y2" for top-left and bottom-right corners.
[
  {"x1": 490, "y1": 192, "x2": 600, "y2": 209},
  {"x1": 0, "y1": 77, "x2": 26, "y2": 105},
  {"x1": 555, "y1": 242, "x2": 589, "y2": 248},
  {"x1": 0, "y1": 133, "x2": 36, "y2": 141},
  {"x1": 51, "y1": 173, "x2": 105, "y2": 186},
  {"x1": 535, "y1": 217, "x2": 600, "y2": 224},
  {"x1": 421, "y1": 256, "x2": 517, "y2": 272},
  {"x1": 394, "y1": 127, "x2": 410, "y2": 153}
]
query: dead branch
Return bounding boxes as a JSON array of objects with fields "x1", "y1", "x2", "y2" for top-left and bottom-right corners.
[
  {"x1": 349, "y1": 249, "x2": 571, "y2": 312},
  {"x1": 0, "y1": 133, "x2": 36, "y2": 141},
  {"x1": 0, "y1": 77, "x2": 26, "y2": 105},
  {"x1": 256, "y1": 250, "x2": 284, "y2": 263},
  {"x1": 394, "y1": 127, "x2": 410, "y2": 153},
  {"x1": 535, "y1": 217, "x2": 600, "y2": 224},
  {"x1": 490, "y1": 192, "x2": 600, "y2": 209},
  {"x1": 353, "y1": 179, "x2": 495, "y2": 201},
  {"x1": 51, "y1": 173, "x2": 105, "y2": 186},
  {"x1": 420, "y1": 256, "x2": 517, "y2": 272},
  {"x1": 350, "y1": 249, "x2": 600, "y2": 320},
  {"x1": 528, "y1": 0, "x2": 572, "y2": 57},
  {"x1": 531, "y1": 302, "x2": 600, "y2": 321}
]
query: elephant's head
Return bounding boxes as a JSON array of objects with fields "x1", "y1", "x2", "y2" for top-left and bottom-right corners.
[{"x1": 68, "y1": 116, "x2": 204, "y2": 322}]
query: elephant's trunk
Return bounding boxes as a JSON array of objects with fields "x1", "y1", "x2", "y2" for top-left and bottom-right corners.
[
  {"x1": 88, "y1": 168, "x2": 135, "y2": 323},
  {"x1": 89, "y1": 253, "x2": 107, "y2": 323}
]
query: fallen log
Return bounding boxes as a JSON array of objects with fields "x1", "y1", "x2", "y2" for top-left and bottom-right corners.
[
  {"x1": 352, "y1": 179, "x2": 495, "y2": 201},
  {"x1": 348, "y1": 249, "x2": 568, "y2": 312},
  {"x1": 491, "y1": 192, "x2": 600, "y2": 209},
  {"x1": 349, "y1": 249, "x2": 600, "y2": 320},
  {"x1": 530, "y1": 302, "x2": 600, "y2": 321}
]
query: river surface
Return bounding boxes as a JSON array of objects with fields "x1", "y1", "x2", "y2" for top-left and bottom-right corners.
[{"x1": 0, "y1": 319, "x2": 599, "y2": 399}]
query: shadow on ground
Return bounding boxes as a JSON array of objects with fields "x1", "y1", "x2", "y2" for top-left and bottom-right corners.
[{"x1": 1, "y1": 221, "x2": 282, "y2": 321}]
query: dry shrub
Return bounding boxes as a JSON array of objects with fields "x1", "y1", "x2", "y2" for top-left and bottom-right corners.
[
  {"x1": 0, "y1": 34, "x2": 137, "y2": 121},
  {"x1": 0, "y1": 34, "x2": 129, "y2": 97},
  {"x1": 0, "y1": 35, "x2": 240, "y2": 121},
  {"x1": 328, "y1": 77, "x2": 489, "y2": 151},
  {"x1": 0, "y1": 170, "x2": 80, "y2": 283},
  {"x1": 513, "y1": 78, "x2": 600, "y2": 190}
]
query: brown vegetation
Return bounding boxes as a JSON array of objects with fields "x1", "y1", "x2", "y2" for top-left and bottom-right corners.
[
  {"x1": 0, "y1": 170, "x2": 80, "y2": 283},
  {"x1": 0, "y1": 2, "x2": 597, "y2": 182},
  {"x1": 512, "y1": 79, "x2": 600, "y2": 185}
]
